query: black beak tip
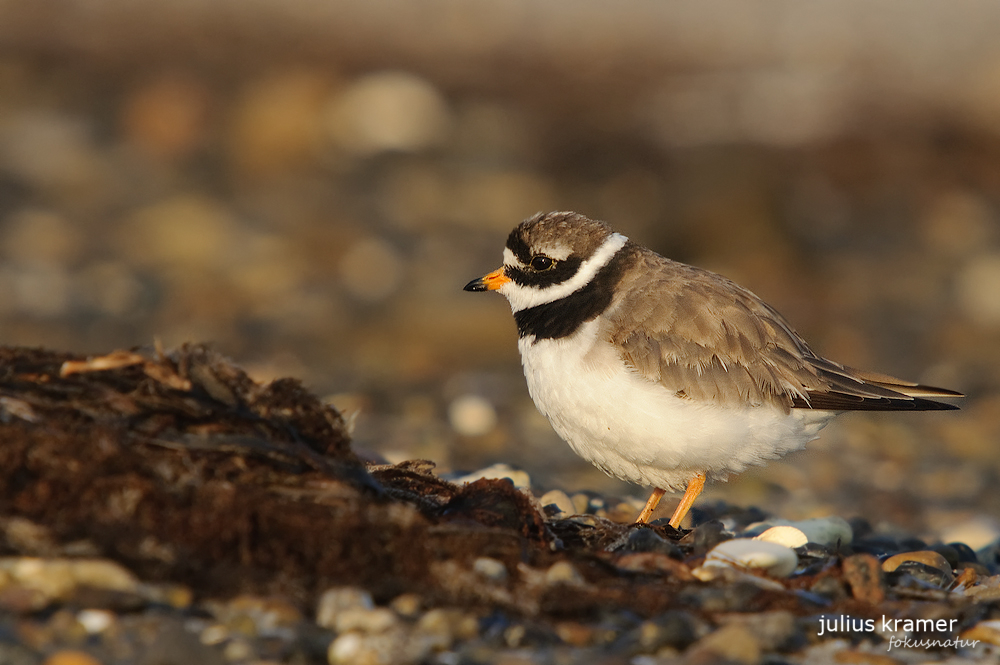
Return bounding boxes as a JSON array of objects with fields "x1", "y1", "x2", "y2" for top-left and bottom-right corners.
[{"x1": 464, "y1": 278, "x2": 486, "y2": 292}]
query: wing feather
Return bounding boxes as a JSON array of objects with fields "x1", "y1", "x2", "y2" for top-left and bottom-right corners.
[{"x1": 603, "y1": 248, "x2": 960, "y2": 412}]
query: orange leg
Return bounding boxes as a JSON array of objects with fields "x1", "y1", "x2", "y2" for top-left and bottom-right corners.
[
  {"x1": 636, "y1": 487, "x2": 666, "y2": 523},
  {"x1": 667, "y1": 472, "x2": 706, "y2": 529}
]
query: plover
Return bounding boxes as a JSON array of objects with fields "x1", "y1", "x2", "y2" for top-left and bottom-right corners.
[{"x1": 464, "y1": 211, "x2": 962, "y2": 528}]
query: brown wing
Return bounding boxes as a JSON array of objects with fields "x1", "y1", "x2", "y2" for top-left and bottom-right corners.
[{"x1": 602, "y1": 248, "x2": 961, "y2": 412}]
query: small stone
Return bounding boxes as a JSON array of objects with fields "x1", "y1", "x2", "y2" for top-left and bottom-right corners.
[
  {"x1": 316, "y1": 587, "x2": 375, "y2": 629},
  {"x1": 404, "y1": 608, "x2": 478, "y2": 662},
  {"x1": 948, "y1": 541, "x2": 980, "y2": 564},
  {"x1": 448, "y1": 394, "x2": 498, "y2": 437},
  {"x1": 685, "y1": 622, "x2": 761, "y2": 665},
  {"x1": 684, "y1": 520, "x2": 730, "y2": 557},
  {"x1": 388, "y1": 593, "x2": 422, "y2": 618},
  {"x1": 966, "y1": 574, "x2": 1000, "y2": 602},
  {"x1": 213, "y1": 594, "x2": 303, "y2": 639},
  {"x1": 334, "y1": 607, "x2": 399, "y2": 634},
  {"x1": 754, "y1": 525, "x2": 808, "y2": 548},
  {"x1": 939, "y1": 516, "x2": 1000, "y2": 551},
  {"x1": 620, "y1": 527, "x2": 683, "y2": 557},
  {"x1": 452, "y1": 463, "x2": 531, "y2": 489},
  {"x1": 473, "y1": 557, "x2": 508, "y2": 582},
  {"x1": 721, "y1": 611, "x2": 797, "y2": 651},
  {"x1": 809, "y1": 575, "x2": 849, "y2": 602},
  {"x1": 0, "y1": 557, "x2": 138, "y2": 602},
  {"x1": 700, "y1": 538, "x2": 799, "y2": 578},
  {"x1": 545, "y1": 561, "x2": 585, "y2": 586},
  {"x1": 555, "y1": 621, "x2": 593, "y2": 646},
  {"x1": 613, "y1": 552, "x2": 692, "y2": 579},
  {"x1": 882, "y1": 551, "x2": 952, "y2": 575},
  {"x1": 842, "y1": 553, "x2": 885, "y2": 604},
  {"x1": 571, "y1": 492, "x2": 596, "y2": 514},
  {"x1": 889, "y1": 561, "x2": 954, "y2": 588},
  {"x1": 745, "y1": 517, "x2": 852, "y2": 547},
  {"x1": 139, "y1": 582, "x2": 193, "y2": 608},
  {"x1": 328, "y1": 632, "x2": 364, "y2": 664},
  {"x1": 633, "y1": 611, "x2": 698, "y2": 652},
  {"x1": 962, "y1": 619, "x2": 1000, "y2": 646},
  {"x1": 601, "y1": 500, "x2": 643, "y2": 523},
  {"x1": 539, "y1": 489, "x2": 575, "y2": 517},
  {"x1": 42, "y1": 650, "x2": 102, "y2": 665},
  {"x1": 223, "y1": 637, "x2": 256, "y2": 662},
  {"x1": 75, "y1": 609, "x2": 114, "y2": 634},
  {"x1": 326, "y1": 71, "x2": 451, "y2": 156}
]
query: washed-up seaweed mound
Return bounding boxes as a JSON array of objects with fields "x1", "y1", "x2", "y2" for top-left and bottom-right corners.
[{"x1": 0, "y1": 345, "x2": 651, "y2": 611}]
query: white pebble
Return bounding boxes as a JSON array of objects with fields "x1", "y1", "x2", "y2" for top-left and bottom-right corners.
[
  {"x1": 448, "y1": 394, "x2": 497, "y2": 437},
  {"x1": 77, "y1": 609, "x2": 114, "y2": 634},
  {"x1": 327, "y1": 71, "x2": 451, "y2": 155},
  {"x1": 328, "y1": 632, "x2": 364, "y2": 663},
  {"x1": 545, "y1": 561, "x2": 585, "y2": 586},
  {"x1": 701, "y1": 538, "x2": 799, "y2": 578},
  {"x1": 745, "y1": 517, "x2": 852, "y2": 547},
  {"x1": 315, "y1": 586, "x2": 374, "y2": 629},
  {"x1": 453, "y1": 463, "x2": 530, "y2": 489},
  {"x1": 539, "y1": 489, "x2": 575, "y2": 516},
  {"x1": 473, "y1": 557, "x2": 508, "y2": 582},
  {"x1": 754, "y1": 526, "x2": 808, "y2": 548}
]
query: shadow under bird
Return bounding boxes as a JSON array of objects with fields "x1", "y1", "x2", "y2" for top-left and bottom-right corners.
[{"x1": 464, "y1": 211, "x2": 963, "y2": 528}]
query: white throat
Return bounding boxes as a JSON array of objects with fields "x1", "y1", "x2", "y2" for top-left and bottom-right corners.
[{"x1": 499, "y1": 232, "x2": 628, "y2": 313}]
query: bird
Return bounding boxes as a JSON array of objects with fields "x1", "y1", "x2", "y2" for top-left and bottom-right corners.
[{"x1": 464, "y1": 211, "x2": 963, "y2": 529}]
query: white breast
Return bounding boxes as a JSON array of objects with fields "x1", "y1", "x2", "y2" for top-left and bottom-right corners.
[{"x1": 518, "y1": 320, "x2": 833, "y2": 491}]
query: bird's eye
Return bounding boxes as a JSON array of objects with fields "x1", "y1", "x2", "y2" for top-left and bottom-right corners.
[{"x1": 529, "y1": 255, "x2": 555, "y2": 271}]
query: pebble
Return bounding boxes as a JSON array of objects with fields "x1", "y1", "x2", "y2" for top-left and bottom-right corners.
[
  {"x1": 632, "y1": 611, "x2": 699, "y2": 653},
  {"x1": 698, "y1": 538, "x2": 799, "y2": 578},
  {"x1": 334, "y1": 607, "x2": 399, "y2": 635},
  {"x1": 75, "y1": 609, "x2": 114, "y2": 634},
  {"x1": 41, "y1": 651, "x2": 103, "y2": 665},
  {"x1": 939, "y1": 516, "x2": 1000, "y2": 551},
  {"x1": 723, "y1": 611, "x2": 797, "y2": 651},
  {"x1": 890, "y1": 561, "x2": 955, "y2": 589},
  {"x1": 452, "y1": 464, "x2": 531, "y2": 490},
  {"x1": 473, "y1": 557, "x2": 509, "y2": 582},
  {"x1": 538, "y1": 489, "x2": 575, "y2": 517},
  {"x1": 448, "y1": 394, "x2": 498, "y2": 437},
  {"x1": 389, "y1": 593, "x2": 422, "y2": 618},
  {"x1": 965, "y1": 574, "x2": 1000, "y2": 602},
  {"x1": 618, "y1": 527, "x2": 683, "y2": 557},
  {"x1": 0, "y1": 557, "x2": 138, "y2": 603},
  {"x1": 316, "y1": 587, "x2": 375, "y2": 630},
  {"x1": 962, "y1": 619, "x2": 1000, "y2": 646},
  {"x1": 745, "y1": 517, "x2": 853, "y2": 547},
  {"x1": 684, "y1": 622, "x2": 761, "y2": 665},
  {"x1": 544, "y1": 561, "x2": 585, "y2": 586},
  {"x1": 684, "y1": 520, "x2": 731, "y2": 557},
  {"x1": 754, "y1": 525, "x2": 808, "y2": 548},
  {"x1": 326, "y1": 70, "x2": 451, "y2": 156},
  {"x1": 571, "y1": 492, "x2": 594, "y2": 515},
  {"x1": 882, "y1": 550, "x2": 952, "y2": 575},
  {"x1": 842, "y1": 553, "x2": 885, "y2": 604}
]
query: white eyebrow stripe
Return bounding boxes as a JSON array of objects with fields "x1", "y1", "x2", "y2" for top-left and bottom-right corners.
[
  {"x1": 502, "y1": 247, "x2": 522, "y2": 268},
  {"x1": 500, "y1": 232, "x2": 628, "y2": 313}
]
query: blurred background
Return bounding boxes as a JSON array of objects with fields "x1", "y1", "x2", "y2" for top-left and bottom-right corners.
[{"x1": 1, "y1": 0, "x2": 998, "y2": 540}]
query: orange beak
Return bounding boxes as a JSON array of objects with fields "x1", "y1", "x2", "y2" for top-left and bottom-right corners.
[{"x1": 464, "y1": 267, "x2": 510, "y2": 292}]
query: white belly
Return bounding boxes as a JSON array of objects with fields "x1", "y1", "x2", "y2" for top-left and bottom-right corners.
[{"x1": 518, "y1": 320, "x2": 833, "y2": 491}]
